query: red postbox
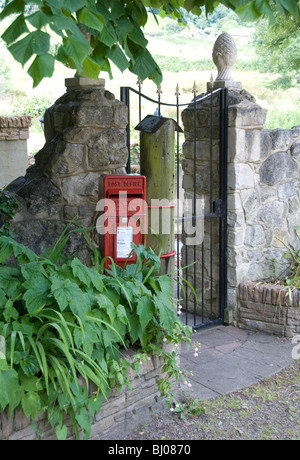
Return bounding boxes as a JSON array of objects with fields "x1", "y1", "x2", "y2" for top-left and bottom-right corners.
[{"x1": 97, "y1": 175, "x2": 147, "y2": 270}]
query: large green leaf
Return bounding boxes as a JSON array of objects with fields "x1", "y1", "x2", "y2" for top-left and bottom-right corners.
[
  {"x1": 51, "y1": 275, "x2": 90, "y2": 318},
  {"x1": 0, "y1": 266, "x2": 21, "y2": 299},
  {"x1": 21, "y1": 390, "x2": 42, "y2": 419},
  {"x1": 1, "y1": 13, "x2": 29, "y2": 45},
  {"x1": 63, "y1": 0, "x2": 86, "y2": 11},
  {"x1": 71, "y1": 258, "x2": 104, "y2": 292},
  {"x1": 28, "y1": 54, "x2": 55, "y2": 87},
  {"x1": 107, "y1": 44, "x2": 129, "y2": 72},
  {"x1": 77, "y1": 6, "x2": 105, "y2": 31},
  {"x1": 0, "y1": 0, "x2": 26, "y2": 20},
  {"x1": 154, "y1": 291, "x2": 176, "y2": 334},
  {"x1": 26, "y1": 10, "x2": 50, "y2": 29},
  {"x1": 57, "y1": 34, "x2": 90, "y2": 70},
  {"x1": 22, "y1": 274, "x2": 51, "y2": 315},
  {"x1": 8, "y1": 30, "x2": 50, "y2": 66},
  {"x1": 136, "y1": 296, "x2": 154, "y2": 331},
  {"x1": 0, "y1": 363, "x2": 22, "y2": 414}
]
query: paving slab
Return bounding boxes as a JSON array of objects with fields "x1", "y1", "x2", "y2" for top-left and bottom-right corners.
[{"x1": 178, "y1": 325, "x2": 296, "y2": 401}]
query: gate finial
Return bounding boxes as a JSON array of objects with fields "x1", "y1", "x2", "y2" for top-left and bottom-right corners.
[{"x1": 209, "y1": 32, "x2": 242, "y2": 91}]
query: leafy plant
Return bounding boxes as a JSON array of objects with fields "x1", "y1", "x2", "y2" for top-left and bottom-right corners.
[
  {"x1": 0, "y1": 231, "x2": 192, "y2": 440},
  {"x1": 0, "y1": 189, "x2": 18, "y2": 237},
  {"x1": 280, "y1": 226, "x2": 300, "y2": 290}
]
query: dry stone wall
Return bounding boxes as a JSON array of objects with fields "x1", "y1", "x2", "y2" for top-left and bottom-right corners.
[{"x1": 6, "y1": 78, "x2": 128, "y2": 261}]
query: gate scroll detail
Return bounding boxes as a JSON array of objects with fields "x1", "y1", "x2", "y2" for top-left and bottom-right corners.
[{"x1": 120, "y1": 82, "x2": 228, "y2": 330}]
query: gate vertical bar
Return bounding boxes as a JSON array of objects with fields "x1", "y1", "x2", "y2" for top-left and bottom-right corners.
[{"x1": 219, "y1": 88, "x2": 228, "y2": 320}]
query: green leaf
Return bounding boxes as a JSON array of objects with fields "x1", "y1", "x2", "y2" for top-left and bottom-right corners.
[
  {"x1": 21, "y1": 390, "x2": 42, "y2": 419},
  {"x1": 1, "y1": 14, "x2": 29, "y2": 45},
  {"x1": 26, "y1": 10, "x2": 50, "y2": 29},
  {"x1": 22, "y1": 274, "x2": 51, "y2": 315},
  {"x1": 71, "y1": 258, "x2": 104, "y2": 292},
  {"x1": 96, "y1": 294, "x2": 116, "y2": 323},
  {"x1": 0, "y1": 237, "x2": 37, "y2": 263},
  {"x1": 3, "y1": 299, "x2": 19, "y2": 322},
  {"x1": 0, "y1": 288, "x2": 6, "y2": 309},
  {"x1": 0, "y1": 237, "x2": 14, "y2": 262},
  {"x1": 235, "y1": 0, "x2": 262, "y2": 21},
  {"x1": 8, "y1": 30, "x2": 50, "y2": 66},
  {"x1": 63, "y1": 0, "x2": 86, "y2": 11},
  {"x1": 57, "y1": 34, "x2": 90, "y2": 71},
  {"x1": 56, "y1": 423, "x2": 68, "y2": 440},
  {"x1": 0, "y1": 265, "x2": 21, "y2": 298},
  {"x1": 74, "y1": 322, "x2": 98, "y2": 356},
  {"x1": 128, "y1": 22, "x2": 148, "y2": 48},
  {"x1": 154, "y1": 292, "x2": 176, "y2": 334},
  {"x1": 137, "y1": 296, "x2": 154, "y2": 331},
  {"x1": 0, "y1": 366, "x2": 22, "y2": 414},
  {"x1": 75, "y1": 406, "x2": 91, "y2": 440},
  {"x1": 99, "y1": 21, "x2": 118, "y2": 48},
  {"x1": 51, "y1": 275, "x2": 90, "y2": 318},
  {"x1": 78, "y1": 6, "x2": 105, "y2": 31},
  {"x1": 129, "y1": 46, "x2": 162, "y2": 85},
  {"x1": 107, "y1": 44, "x2": 129, "y2": 72},
  {"x1": 116, "y1": 304, "x2": 129, "y2": 326},
  {"x1": 0, "y1": 0, "x2": 26, "y2": 20}
]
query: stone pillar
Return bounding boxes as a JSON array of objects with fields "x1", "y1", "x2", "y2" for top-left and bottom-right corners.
[
  {"x1": 181, "y1": 33, "x2": 300, "y2": 325},
  {"x1": 6, "y1": 77, "x2": 129, "y2": 262},
  {"x1": 226, "y1": 90, "x2": 267, "y2": 318},
  {"x1": 0, "y1": 115, "x2": 31, "y2": 188}
]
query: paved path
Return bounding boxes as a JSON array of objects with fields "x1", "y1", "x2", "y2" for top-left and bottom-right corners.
[{"x1": 178, "y1": 325, "x2": 295, "y2": 400}]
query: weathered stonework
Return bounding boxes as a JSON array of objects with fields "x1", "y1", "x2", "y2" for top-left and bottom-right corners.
[
  {"x1": 0, "y1": 115, "x2": 31, "y2": 188},
  {"x1": 6, "y1": 78, "x2": 128, "y2": 261}
]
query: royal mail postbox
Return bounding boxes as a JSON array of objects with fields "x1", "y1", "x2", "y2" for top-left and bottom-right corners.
[{"x1": 97, "y1": 175, "x2": 147, "y2": 270}]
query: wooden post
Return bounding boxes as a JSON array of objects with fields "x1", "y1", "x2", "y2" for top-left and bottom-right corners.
[{"x1": 137, "y1": 116, "x2": 181, "y2": 275}]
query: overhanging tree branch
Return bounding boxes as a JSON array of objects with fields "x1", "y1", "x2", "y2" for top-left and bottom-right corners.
[{"x1": 0, "y1": 0, "x2": 299, "y2": 87}]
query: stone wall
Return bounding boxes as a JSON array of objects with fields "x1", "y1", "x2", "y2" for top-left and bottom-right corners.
[
  {"x1": 239, "y1": 282, "x2": 300, "y2": 337},
  {"x1": 0, "y1": 115, "x2": 31, "y2": 188},
  {"x1": 6, "y1": 78, "x2": 128, "y2": 261},
  {"x1": 0, "y1": 347, "x2": 169, "y2": 440},
  {"x1": 227, "y1": 91, "x2": 300, "y2": 321}
]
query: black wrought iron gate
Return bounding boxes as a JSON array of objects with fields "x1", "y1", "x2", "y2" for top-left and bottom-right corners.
[{"x1": 120, "y1": 82, "x2": 228, "y2": 330}]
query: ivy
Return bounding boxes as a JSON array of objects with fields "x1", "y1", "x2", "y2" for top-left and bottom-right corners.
[
  {"x1": 0, "y1": 0, "x2": 299, "y2": 87},
  {"x1": 0, "y1": 189, "x2": 18, "y2": 238},
  {"x1": 0, "y1": 232, "x2": 193, "y2": 440}
]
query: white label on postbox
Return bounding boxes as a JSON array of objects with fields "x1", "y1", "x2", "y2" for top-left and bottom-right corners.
[{"x1": 116, "y1": 226, "x2": 133, "y2": 259}]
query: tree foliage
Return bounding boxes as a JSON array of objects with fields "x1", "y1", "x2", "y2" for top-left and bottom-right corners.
[
  {"x1": 253, "y1": 5, "x2": 300, "y2": 78},
  {"x1": 0, "y1": 0, "x2": 299, "y2": 86}
]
